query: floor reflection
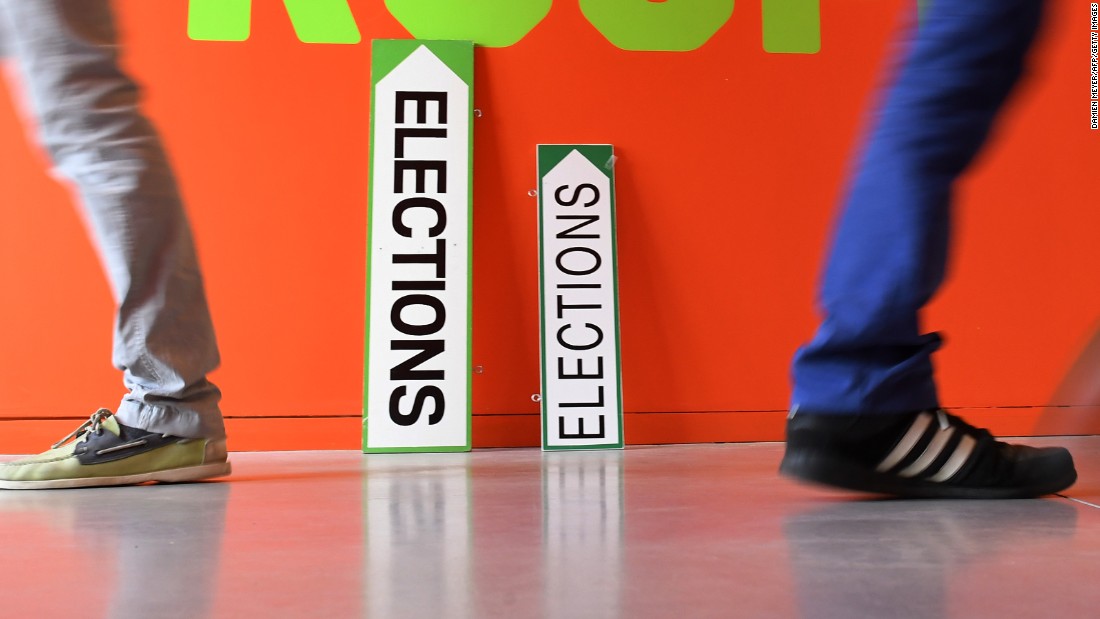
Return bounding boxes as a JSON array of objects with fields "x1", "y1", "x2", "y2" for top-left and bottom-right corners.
[
  {"x1": 542, "y1": 451, "x2": 624, "y2": 619},
  {"x1": 361, "y1": 450, "x2": 626, "y2": 619},
  {"x1": 0, "y1": 482, "x2": 228, "y2": 619},
  {"x1": 784, "y1": 499, "x2": 1079, "y2": 619},
  {"x1": 3, "y1": 442, "x2": 1099, "y2": 619},
  {"x1": 363, "y1": 454, "x2": 473, "y2": 619}
]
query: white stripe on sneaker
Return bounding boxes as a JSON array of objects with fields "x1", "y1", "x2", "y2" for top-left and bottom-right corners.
[
  {"x1": 927, "y1": 434, "x2": 977, "y2": 482},
  {"x1": 874, "y1": 410, "x2": 981, "y2": 483},
  {"x1": 876, "y1": 412, "x2": 934, "y2": 473},
  {"x1": 898, "y1": 426, "x2": 956, "y2": 478}
]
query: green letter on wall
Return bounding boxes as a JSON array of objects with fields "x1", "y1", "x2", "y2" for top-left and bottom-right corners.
[
  {"x1": 762, "y1": 0, "x2": 820, "y2": 54},
  {"x1": 188, "y1": 0, "x2": 361, "y2": 43},
  {"x1": 579, "y1": 0, "x2": 734, "y2": 52},
  {"x1": 385, "y1": 0, "x2": 551, "y2": 48}
]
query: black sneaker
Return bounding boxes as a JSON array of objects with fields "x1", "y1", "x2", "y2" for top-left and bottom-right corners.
[{"x1": 779, "y1": 409, "x2": 1077, "y2": 499}]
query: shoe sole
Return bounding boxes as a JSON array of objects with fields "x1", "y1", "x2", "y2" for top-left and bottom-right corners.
[
  {"x1": 0, "y1": 461, "x2": 232, "y2": 490},
  {"x1": 779, "y1": 450, "x2": 1077, "y2": 500}
]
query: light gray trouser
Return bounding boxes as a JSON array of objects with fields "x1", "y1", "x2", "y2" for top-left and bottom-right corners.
[{"x1": 0, "y1": 0, "x2": 224, "y2": 440}]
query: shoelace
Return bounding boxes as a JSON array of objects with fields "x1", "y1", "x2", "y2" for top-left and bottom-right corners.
[{"x1": 51, "y1": 409, "x2": 114, "y2": 449}]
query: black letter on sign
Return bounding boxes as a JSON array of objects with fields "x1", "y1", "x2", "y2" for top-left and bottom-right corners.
[
  {"x1": 558, "y1": 356, "x2": 604, "y2": 379},
  {"x1": 393, "y1": 238, "x2": 446, "y2": 279},
  {"x1": 395, "y1": 92, "x2": 447, "y2": 124},
  {"x1": 556, "y1": 247, "x2": 602, "y2": 276},
  {"x1": 391, "y1": 294, "x2": 446, "y2": 336},
  {"x1": 394, "y1": 160, "x2": 447, "y2": 194},
  {"x1": 559, "y1": 415, "x2": 606, "y2": 439},
  {"x1": 395, "y1": 127, "x2": 447, "y2": 158},
  {"x1": 393, "y1": 197, "x2": 447, "y2": 238},
  {"x1": 390, "y1": 340, "x2": 446, "y2": 380},
  {"x1": 554, "y1": 183, "x2": 600, "y2": 207},
  {"x1": 556, "y1": 323, "x2": 604, "y2": 351},
  {"x1": 555, "y1": 215, "x2": 600, "y2": 240},
  {"x1": 390, "y1": 385, "x2": 445, "y2": 426}
]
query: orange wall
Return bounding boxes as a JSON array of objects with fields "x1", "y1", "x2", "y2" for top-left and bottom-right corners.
[{"x1": 1, "y1": 1, "x2": 1097, "y2": 452}]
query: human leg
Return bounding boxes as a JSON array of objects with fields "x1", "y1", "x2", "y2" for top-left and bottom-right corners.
[
  {"x1": 0, "y1": 0, "x2": 223, "y2": 440},
  {"x1": 791, "y1": 0, "x2": 1050, "y2": 416},
  {"x1": 782, "y1": 0, "x2": 1075, "y2": 498},
  {"x1": 0, "y1": 0, "x2": 227, "y2": 488}
]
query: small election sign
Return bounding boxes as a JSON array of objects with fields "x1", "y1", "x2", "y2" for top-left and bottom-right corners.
[
  {"x1": 364, "y1": 40, "x2": 473, "y2": 453},
  {"x1": 538, "y1": 145, "x2": 624, "y2": 450}
]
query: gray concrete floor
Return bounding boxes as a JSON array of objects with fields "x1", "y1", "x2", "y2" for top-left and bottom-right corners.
[{"x1": 2, "y1": 437, "x2": 1100, "y2": 618}]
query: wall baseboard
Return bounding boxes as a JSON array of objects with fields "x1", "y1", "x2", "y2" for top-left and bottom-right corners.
[{"x1": 0, "y1": 407, "x2": 1094, "y2": 454}]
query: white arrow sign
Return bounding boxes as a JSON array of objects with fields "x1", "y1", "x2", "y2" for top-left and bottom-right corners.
[
  {"x1": 538, "y1": 145, "x2": 624, "y2": 450},
  {"x1": 365, "y1": 41, "x2": 473, "y2": 452}
]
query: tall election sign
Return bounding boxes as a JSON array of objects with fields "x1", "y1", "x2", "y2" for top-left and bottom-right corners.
[
  {"x1": 365, "y1": 40, "x2": 473, "y2": 452},
  {"x1": 538, "y1": 145, "x2": 624, "y2": 450}
]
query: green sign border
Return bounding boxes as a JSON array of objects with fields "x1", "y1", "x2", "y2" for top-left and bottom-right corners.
[
  {"x1": 537, "y1": 144, "x2": 625, "y2": 451},
  {"x1": 364, "y1": 39, "x2": 474, "y2": 453}
]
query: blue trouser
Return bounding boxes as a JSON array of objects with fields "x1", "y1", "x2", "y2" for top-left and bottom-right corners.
[{"x1": 790, "y1": 0, "x2": 1048, "y2": 415}]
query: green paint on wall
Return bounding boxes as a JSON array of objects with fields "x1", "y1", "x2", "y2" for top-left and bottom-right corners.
[
  {"x1": 762, "y1": 0, "x2": 820, "y2": 54},
  {"x1": 385, "y1": 0, "x2": 551, "y2": 48},
  {"x1": 579, "y1": 0, "x2": 734, "y2": 52},
  {"x1": 188, "y1": 0, "x2": 360, "y2": 43}
]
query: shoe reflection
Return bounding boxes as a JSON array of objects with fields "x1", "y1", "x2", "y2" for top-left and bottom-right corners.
[
  {"x1": 0, "y1": 482, "x2": 229, "y2": 619},
  {"x1": 784, "y1": 499, "x2": 1078, "y2": 619}
]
